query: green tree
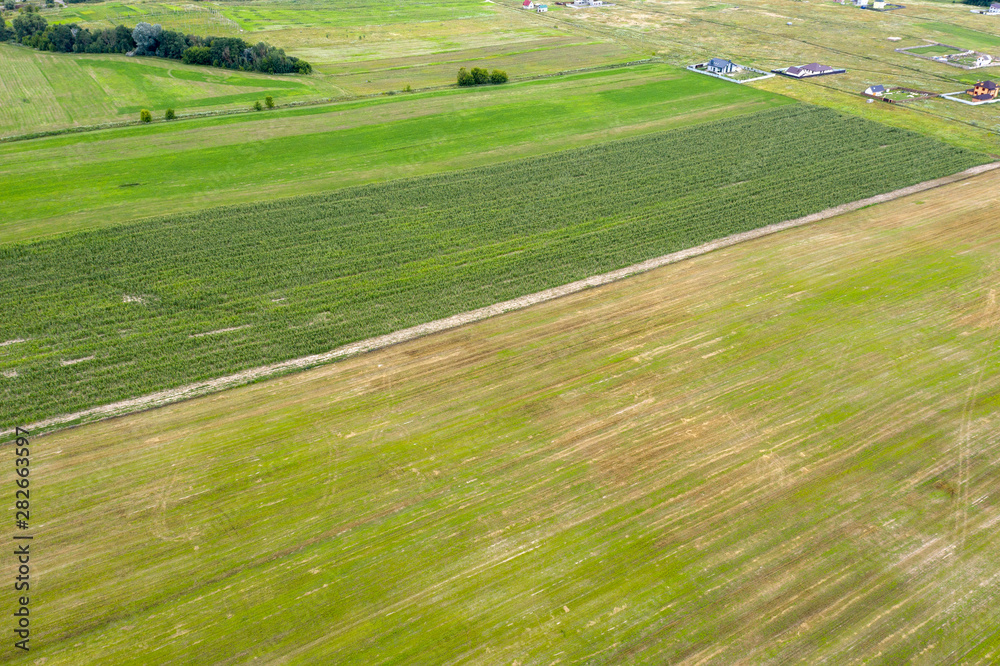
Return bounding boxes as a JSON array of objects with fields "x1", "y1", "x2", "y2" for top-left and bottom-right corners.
[
  {"x1": 139, "y1": 109, "x2": 152, "y2": 123},
  {"x1": 471, "y1": 67, "x2": 489, "y2": 85},
  {"x1": 12, "y1": 11, "x2": 46, "y2": 43},
  {"x1": 264, "y1": 95, "x2": 274, "y2": 109},
  {"x1": 164, "y1": 108, "x2": 176, "y2": 120},
  {"x1": 2, "y1": 0, "x2": 14, "y2": 11},
  {"x1": 253, "y1": 100, "x2": 263, "y2": 111},
  {"x1": 457, "y1": 67, "x2": 475, "y2": 86},
  {"x1": 490, "y1": 69, "x2": 508, "y2": 84}
]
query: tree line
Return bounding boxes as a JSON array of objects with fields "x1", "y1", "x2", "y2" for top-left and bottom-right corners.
[
  {"x1": 457, "y1": 67, "x2": 508, "y2": 86},
  {"x1": 0, "y1": 9, "x2": 311, "y2": 75}
]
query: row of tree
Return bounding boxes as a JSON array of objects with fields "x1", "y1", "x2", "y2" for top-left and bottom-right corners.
[
  {"x1": 1, "y1": 9, "x2": 311, "y2": 75},
  {"x1": 457, "y1": 67, "x2": 509, "y2": 86}
]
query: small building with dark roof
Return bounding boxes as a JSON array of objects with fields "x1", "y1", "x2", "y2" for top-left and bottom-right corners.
[{"x1": 967, "y1": 80, "x2": 999, "y2": 100}]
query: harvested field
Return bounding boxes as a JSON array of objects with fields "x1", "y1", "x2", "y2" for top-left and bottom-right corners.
[{"x1": 15, "y1": 166, "x2": 1000, "y2": 664}]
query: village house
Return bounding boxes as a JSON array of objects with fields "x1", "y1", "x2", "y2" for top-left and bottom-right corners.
[
  {"x1": 522, "y1": 0, "x2": 534, "y2": 8},
  {"x1": 706, "y1": 58, "x2": 740, "y2": 75},
  {"x1": 536, "y1": 3, "x2": 548, "y2": 10},
  {"x1": 987, "y1": 2, "x2": 1000, "y2": 14},
  {"x1": 864, "y1": 84, "x2": 886, "y2": 96},
  {"x1": 785, "y1": 63, "x2": 842, "y2": 77},
  {"x1": 967, "y1": 80, "x2": 999, "y2": 100},
  {"x1": 973, "y1": 54, "x2": 993, "y2": 67}
]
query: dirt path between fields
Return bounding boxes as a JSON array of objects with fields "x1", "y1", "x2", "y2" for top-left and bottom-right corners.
[{"x1": 7, "y1": 161, "x2": 998, "y2": 438}]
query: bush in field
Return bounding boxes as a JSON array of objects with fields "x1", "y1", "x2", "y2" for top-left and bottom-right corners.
[
  {"x1": 458, "y1": 66, "x2": 509, "y2": 86},
  {"x1": 253, "y1": 100, "x2": 263, "y2": 111},
  {"x1": 471, "y1": 67, "x2": 489, "y2": 85},
  {"x1": 265, "y1": 96, "x2": 274, "y2": 109},
  {"x1": 457, "y1": 67, "x2": 475, "y2": 86},
  {"x1": 165, "y1": 108, "x2": 176, "y2": 120},
  {"x1": 139, "y1": 109, "x2": 152, "y2": 123}
]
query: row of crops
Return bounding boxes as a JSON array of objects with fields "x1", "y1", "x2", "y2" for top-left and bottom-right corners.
[{"x1": 0, "y1": 105, "x2": 989, "y2": 427}]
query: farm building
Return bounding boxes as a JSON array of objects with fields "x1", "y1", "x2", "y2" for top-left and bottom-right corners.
[
  {"x1": 988, "y1": 2, "x2": 1000, "y2": 14},
  {"x1": 784, "y1": 63, "x2": 843, "y2": 77},
  {"x1": 522, "y1": 0, "x2": 534, "y2": 8},
  {"x1": 872, "y1": 0, "x2": 885, "y2": 8},
  {"x1": 706, "y1": 58, "x2": 741, "y2": 75},
  {"x1": 967, "y1": 80, "x2": 999, "y2": 100},
  {"x1": 571, "y1": 0, "x2": 603, "y2": 6},
  {"x1": 536, "y1": 3, "x2": 548, "y2": 10},
  {"x1": 864, "y1": 84, "x2": 886, "y2": 96},
  {"x1": 973, "y1": 54, "x2": 993, "y2": 67},
  {"x1": 854, "y1": 0, "x2": 868, "y2": 7}
]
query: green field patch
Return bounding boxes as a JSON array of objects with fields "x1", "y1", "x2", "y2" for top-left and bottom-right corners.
[
  {"x1": 0, "y1": 105, "x2": 987, "y2": 427},
  {"x1": 0, "y1": 65, "x2": 788, "y2": 243},
  {"x1": 918, "y1": 22, "x2": 1000, "y2": 51},
  {"x1": 907, "y1": 44, "x2": 962, "y2": 55}
]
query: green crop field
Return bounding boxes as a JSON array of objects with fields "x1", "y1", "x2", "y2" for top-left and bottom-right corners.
[
  {"x1": 917, "y1": 21, "x2": 1000, "y2": 52},
  {"x1": 908, "y1": 44, "x2": 963, "y2": 56},
  {"x1": 0, "y1": 105, "x2": 988, "y2": 428},
  {"x1": 12, "y1": 166, "x2": 1000, "y2": 664},
  {"x1": 0, "y1": 43, "x2": 344, "y2": 136},
  {"x1": 0, "y1": 65, "x2": 790, "y2": 243}
]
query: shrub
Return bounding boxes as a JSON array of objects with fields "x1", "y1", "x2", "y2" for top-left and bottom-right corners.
[
  {"x1": 253, "y1": 100, "x2": 263, "y2": 111},
  {"x1": 164, "y1": 108, "x2": 175, "y2": 120},
  {"x1": 265, "y1": 95, "x2": 274, "y2": 109},
  {"x1": 139, "y1": 109, "x2": 152, "y2": 123},
  {"x1": 490, "y1": 69, "x2": 508, "y2": 84},
  {"x1": 403, "y1": 84, "x2": 413, "y2": 93},
  {"x1": 471, "y1": 67, "x2": 489, "y2": 85},
  {"x1": 457, "y1": 67, "x2": 475, "y2": 86}
]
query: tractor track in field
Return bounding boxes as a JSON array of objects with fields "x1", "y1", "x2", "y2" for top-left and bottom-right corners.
[{"x1": 5, "y1": 161, "x2": 998, "y2": 439}]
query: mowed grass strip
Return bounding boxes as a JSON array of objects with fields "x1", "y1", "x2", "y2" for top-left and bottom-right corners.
[
  {"x1": 0, "y1": 65, "x2": 787, "y2": 243},
  {"x1": 0, "y1": 106, "x2": 989, "y2": 428},
  {"x1": 17, "y1": 168, "x2": 1000, "y2": 664}
]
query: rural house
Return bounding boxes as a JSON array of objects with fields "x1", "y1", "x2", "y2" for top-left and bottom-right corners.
[
  {"x1": 988, "y1": 2, "x2": 1000, "y2": 14},
  {"x1": 785, "y1": 63, "x2": 842, "y2": 77},
  {"x1": 707, "y1": 58, "x2": 740, "y2": 74},
  {"x1": 522, "y1": 0, "x2": 534, "y2": 8},
  {"x1": 872, "y1": 0, "x2": 885, "y2": 8},
  {"x1": 864, "y1": 84, "x2": 886, "y2": 96},
  {"x1": 536, "y1": 3, "x2": 548, "y2": 10},
  {"x1": 967, "y1": 80, "x2": 999, "y2": 100},
  {"x1": 973, "y1": 54, "x2": 993, "y2": 67}
]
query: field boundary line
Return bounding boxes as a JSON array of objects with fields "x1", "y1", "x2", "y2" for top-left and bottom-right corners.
[{"x1": 6, "y1": 161, "x2": 998, "y2": 438}]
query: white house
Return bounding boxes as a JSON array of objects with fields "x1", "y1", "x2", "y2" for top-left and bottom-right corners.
[
  {"x1": 872, "y1": 0, "x2": 885, "y2": 8},
  {"x1": 864, "y1": 84, "x2": 886, "y2": 96},
  {"x1": 536, "y1": 3, "x2": 548, "y2": 10},
  {"x1": 706, "y1": 57, "x2": 740, "y2": 75},
  {"x1": 522, "y1": 0, "x2": 534, "y2": 8},
  {"x1": 854, "y1": 0, "x2": 868, "y2": 7},
  {"x1": 974, "y1": 54, "x2": 993, "y2": 67},
  {"x1": 987, "y1": 2, "x2": 1000, "y2": 14},
  {"x1": 785, "y1": 63, "x2": 841, "y2": 77}
]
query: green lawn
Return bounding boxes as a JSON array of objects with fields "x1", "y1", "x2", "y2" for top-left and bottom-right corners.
[
  {"x1": 0, "y1": 65, "x2": 789, "y2": 244},
  {"x1": 908, "y1": 44, "x2": 963, "y2": 56},
  {"x1": 14, "y1": 164, "x2": 1000, "y2": 663},
  {"x1": 0, "y1": 105, "x2": 988, "y2": 428}
]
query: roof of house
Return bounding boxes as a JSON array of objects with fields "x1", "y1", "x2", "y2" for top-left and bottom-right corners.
[
  {"x1": 708, "y1": 58, "x2": 735, "y2": 68},
  {"x1": 991, "y1": 2, "x2": 1000, "y2": 7},
  {"x1": 802, "y1": 63, "x2": 834, "y2": 73},
  {"x1": 523, "y1": 0, "x2": 532, "y2": 5},
  {"x1": 868, "y1": 84, "x2": 886, "y2": 93},
  {"x1": 977, "y1": 80, "x2": 998, "y2": 90}
]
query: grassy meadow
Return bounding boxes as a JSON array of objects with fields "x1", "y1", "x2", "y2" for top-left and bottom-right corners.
[
  {"x1": 11, "y1": 165, "x2": 1000, "y2": 663},
  {"x1": 0, "y1": 43, "x2": 343, "y2": 136},
  {"x1": 1, "y1": 104, "x2": 988, "y2": 428},
  {"x1": 0, "y1": 65, "x2": 790, "y2": 243}
]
